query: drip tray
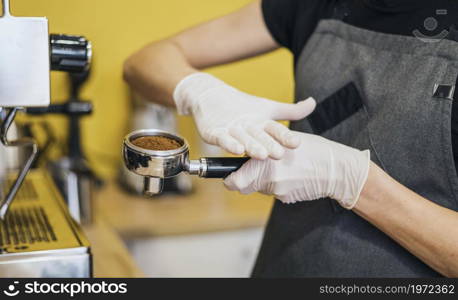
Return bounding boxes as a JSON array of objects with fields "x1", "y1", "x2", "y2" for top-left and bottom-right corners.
[{"x1": 0, "y1": 170, "x2": 91, "y2": 278}]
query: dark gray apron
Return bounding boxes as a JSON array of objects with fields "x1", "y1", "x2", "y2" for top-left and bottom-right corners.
[{"x1": 252, "y1": 19, "x2": 458, "y2": 277}]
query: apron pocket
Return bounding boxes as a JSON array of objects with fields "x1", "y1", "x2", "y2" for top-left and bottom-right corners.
[{"x1": 309, "y1": 82, "x2": 384, "y2": 212}]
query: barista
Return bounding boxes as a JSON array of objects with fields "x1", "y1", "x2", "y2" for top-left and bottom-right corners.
[{"x1": 123, "y1": 0, "x2": 458, "y2": 277}]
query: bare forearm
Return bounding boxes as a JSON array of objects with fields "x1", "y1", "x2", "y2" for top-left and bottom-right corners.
[
  {"x1": 123, "y1": 1, "x2": 278, "y2": 107},
  {"x1": 123, "y1": 40, "x2": 195, "y2": 107},
  {"x1": 354, "y1": 162, "x2": 458, "y2": 277}
]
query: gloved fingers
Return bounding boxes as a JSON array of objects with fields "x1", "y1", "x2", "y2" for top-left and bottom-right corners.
[
  {"x1": 228, "y1": 181, "x2": 257, "y2": 195},
  {"x1": 271, "y1": 97, "x2": 316, "y2": 121},
  {"x1": 264, "y1": 121, "x2": 302, "y2": 149},
  {"x1": 200, "y1": 127, "x2": 220, "y2": 146},
  {"x1": 200, "y1": 128, "x2": 245, "y2": 155},
  {"x1": 238, "y1": 184, "x2": 258, "y2": 195},
  {"x1": 215, "y1": 133, "x2": 245, "y2": 155},
  {"x1": 247, "y1": 126, "x2": 285, "y2": 160},
  {"x1": 229, "y1": 126, "x2": 269, "y2": 160},
  {"x1": 224, "y1": 159, "x2": 260, "y2": 194}
]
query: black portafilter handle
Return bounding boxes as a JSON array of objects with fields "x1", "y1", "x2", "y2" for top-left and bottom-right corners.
[{"x1": 202, "y1": 157, "x2": 250, "y2": 178}]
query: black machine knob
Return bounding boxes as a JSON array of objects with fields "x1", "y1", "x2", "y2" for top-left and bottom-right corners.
[
  {"x1": 26, "y1": 101, "x2": 93, "y2": 116},
  {"x1": 50, "y1": 34, "x2": 92, "y2": 73}
]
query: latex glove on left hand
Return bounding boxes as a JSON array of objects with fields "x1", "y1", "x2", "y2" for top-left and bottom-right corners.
[
  {"x1": 173, "y1": 73, "x2": 316, "y2": 160},
  {"x1": 224, "y1": 132, "x2": 371, "y2": 209}
]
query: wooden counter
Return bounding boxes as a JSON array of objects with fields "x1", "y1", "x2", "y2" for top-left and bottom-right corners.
[
  {"x1": 95, "y1": 178, "x2": 274, "y2": 238},
  {"x1": 83, "y1": 219, "x2": 144, "y2": 278},
  {"x1": 86, "y1": 178, "x2": 273, "y2": 277}
]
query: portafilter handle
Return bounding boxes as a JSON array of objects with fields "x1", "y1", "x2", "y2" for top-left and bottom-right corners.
[
  {"x1": 142, "y1": 157, "x2": 249, "y2": 197},
  {"x1": 187, "y1": 157, "x2": 250, "y2": 178}
]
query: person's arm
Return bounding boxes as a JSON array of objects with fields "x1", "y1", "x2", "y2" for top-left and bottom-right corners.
[
  {"x1": 224, "y1": 132, "x2": 458, "y2": 277},
  {"x1": 123, "y1": 0, "x2": 278, "y2": 107},
  {"x1": 123, "y1": 1, "x2": 317, "y2": 160},
  {"x1": 355, "y1": 163, "x2": 458, "y2": 277}
]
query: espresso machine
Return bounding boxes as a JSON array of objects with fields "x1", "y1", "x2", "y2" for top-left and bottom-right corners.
[{"x1": 0, "y1": 0, "x2": 91, "y2": 277}]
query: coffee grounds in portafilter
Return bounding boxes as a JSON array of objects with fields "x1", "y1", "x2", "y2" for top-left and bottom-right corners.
[{"x1": 132, "y1": 136, "x2": 182, "y2": 151}]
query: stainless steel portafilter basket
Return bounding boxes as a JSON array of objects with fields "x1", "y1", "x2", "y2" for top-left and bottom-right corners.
[{"x1": 123, "y1": 129, "x2": 249, "y2": 196}]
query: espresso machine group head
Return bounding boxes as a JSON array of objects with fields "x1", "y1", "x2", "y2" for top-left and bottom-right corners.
[{"x1": 123, "y1": 129, "x2": 249, "y2": 195}]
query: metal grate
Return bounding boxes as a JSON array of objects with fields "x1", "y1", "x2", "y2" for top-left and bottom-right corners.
[
  {"x1": 0, "y1": 206, "x2": 57, "y2": 251},
  {"x1": 1, "y1": 178, "x2": 38, "y2": 201}
]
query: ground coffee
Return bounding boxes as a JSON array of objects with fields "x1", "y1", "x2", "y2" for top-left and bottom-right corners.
[{"x1": 132, "y1": 136, "x2": 182, "y2": 151}]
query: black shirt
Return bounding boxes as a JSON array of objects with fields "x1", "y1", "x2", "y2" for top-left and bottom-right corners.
[
  {"x1": 262, "y1": 0, "x2": 458, "y2": 64},
  {"x1": 262, "y1": 0, "x2": 458, "y2": 170}
]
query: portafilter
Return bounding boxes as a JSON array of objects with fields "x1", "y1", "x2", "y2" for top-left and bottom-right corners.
[{"x1": 123, "y1": 129, "x2": 249, "y2": 195}]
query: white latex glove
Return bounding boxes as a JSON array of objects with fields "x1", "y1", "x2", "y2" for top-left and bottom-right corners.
[
  {"x1": 173, "y1": 72, "x2": 316, "y2": 160},
  {"x1": 224, "y1": 133, "x2": 371, "y2": 209}
]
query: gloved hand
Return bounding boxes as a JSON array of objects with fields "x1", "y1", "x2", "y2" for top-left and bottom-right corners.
[
  {"x1": 224, "y1": 133, "x2": 371, "y2": 209},
  {"x1": 173, "y1": 72, "x2": 316, "y2": 160}
]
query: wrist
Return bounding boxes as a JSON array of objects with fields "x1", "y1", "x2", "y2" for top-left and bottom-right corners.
[
  {"x1": 335, "y1": 149, "x2": 371, "y2": 210},
  {"x1": 353, "y1": 161, "x2": 385, "y2": 211},
  {"x1": 173, "y1": 72, "x2": 226, "y2": 115}
]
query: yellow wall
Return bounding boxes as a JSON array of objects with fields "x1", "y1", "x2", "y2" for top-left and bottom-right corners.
[{"x1": 10, "y1": 0, "x2": 294, "y2": 178}]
